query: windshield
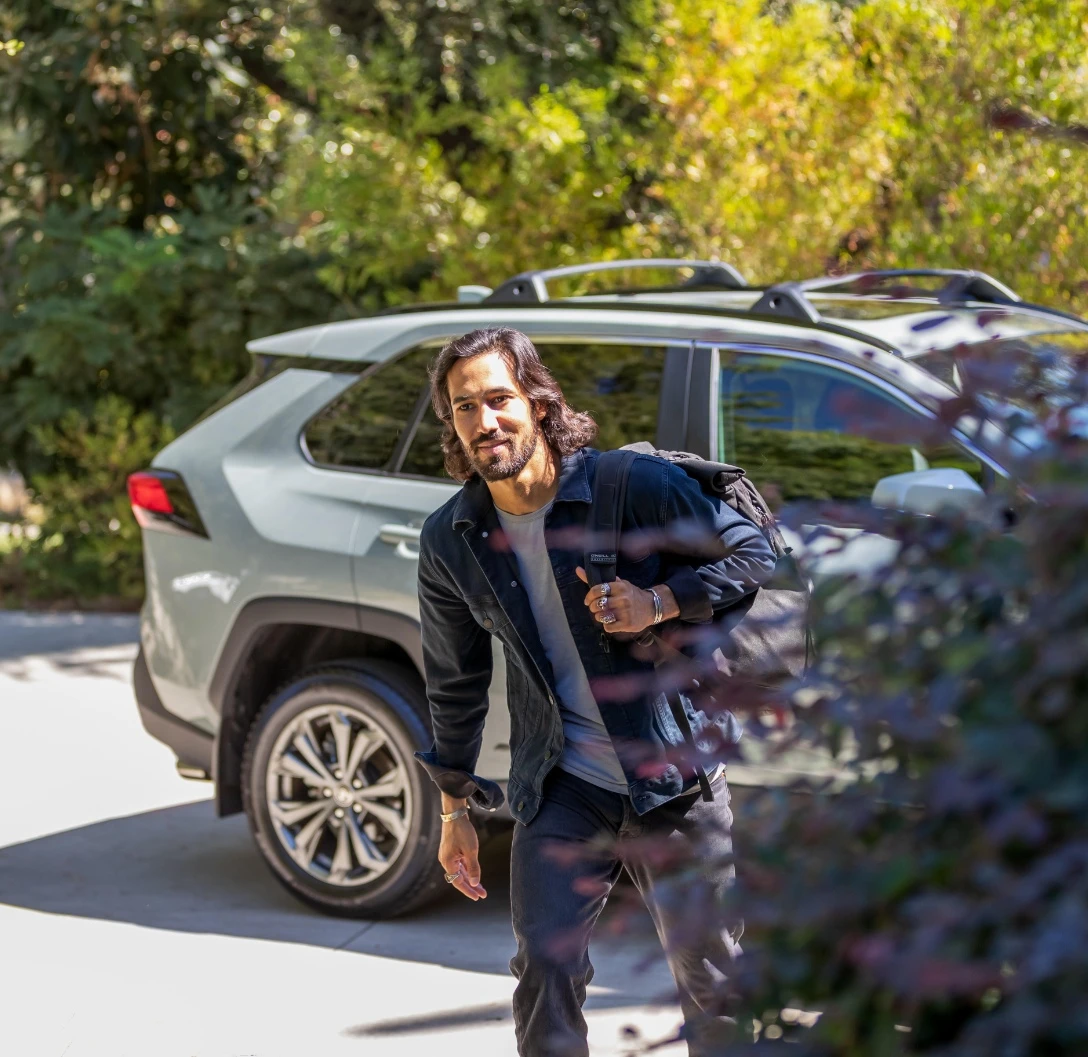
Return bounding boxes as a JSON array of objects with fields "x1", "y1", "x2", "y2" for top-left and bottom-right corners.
[{"x1": 914, "y1": 330, "x2": 1088, "y2": 446}]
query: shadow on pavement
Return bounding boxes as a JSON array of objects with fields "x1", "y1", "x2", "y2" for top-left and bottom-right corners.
[
  {"x1": 0, "y1": 798, "x2": 673, "y2": 1009},
  {"x1": 0, "y1": 611, "x2": 678, "y2": 1020},
  {"x1": 0, "y1": 611, "x2": 139, "y2": 661}
]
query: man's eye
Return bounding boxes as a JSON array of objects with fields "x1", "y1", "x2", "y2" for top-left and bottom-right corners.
[{"x1": 458, "y1": 404, "x2": 473, "y2": 412}]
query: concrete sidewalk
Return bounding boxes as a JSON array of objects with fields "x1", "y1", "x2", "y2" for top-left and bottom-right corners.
[{"x1": 0, "y1": 613, "x2": 684, "y2": 1056}]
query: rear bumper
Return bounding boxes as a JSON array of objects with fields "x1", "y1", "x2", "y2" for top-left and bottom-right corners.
[{"x1": 134, "y1": 647, "x2": 214, "y2": 776}]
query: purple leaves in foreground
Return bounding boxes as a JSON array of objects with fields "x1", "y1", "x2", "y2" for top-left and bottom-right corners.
[{"x1": 593, "y1": 335, "x2": 1088, "y2": 1053}]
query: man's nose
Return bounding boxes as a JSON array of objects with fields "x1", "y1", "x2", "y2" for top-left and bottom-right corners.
[{"x1": 478, "y1": 404, "x2": 500, "y2": 432}]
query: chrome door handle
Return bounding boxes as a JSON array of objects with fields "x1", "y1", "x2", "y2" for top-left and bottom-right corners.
[{"x1": 379, "y1": 523, "x2": 421, "y2": 560}]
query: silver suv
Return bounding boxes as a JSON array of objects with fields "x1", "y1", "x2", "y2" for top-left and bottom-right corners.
[{"x1": 130, "y1": 260, "x2": 1088, "y2": 917}]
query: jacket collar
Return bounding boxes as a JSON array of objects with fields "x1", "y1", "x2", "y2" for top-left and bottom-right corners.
[{"x1": 451, "y1": 446, "x2": 595, "y2": 528}]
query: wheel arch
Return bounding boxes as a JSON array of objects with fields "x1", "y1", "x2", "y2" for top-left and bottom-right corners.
[{"x1": 210, "y1": 597, "x2": 425, "y2": 816}]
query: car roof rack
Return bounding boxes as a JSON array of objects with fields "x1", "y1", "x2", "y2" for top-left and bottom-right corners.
[
  {"x1": 751, "y1": 268, "x2": 1023, "y2": 323},
  {"x1": 800, "y1": 269, "x2": 1020, "y2": 303},
  {"x1": 485, "y1": 258, "x2": 747, "y2": 305}
]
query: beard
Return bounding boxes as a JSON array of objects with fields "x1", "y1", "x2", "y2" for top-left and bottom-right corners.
[{"x1": 466, "y1": 421, "x2": 542, "y2": 482}]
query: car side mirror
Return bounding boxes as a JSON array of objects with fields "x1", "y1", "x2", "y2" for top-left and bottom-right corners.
[{"x1": 871, "y1": 467, "x2": 985, "y2": 516}]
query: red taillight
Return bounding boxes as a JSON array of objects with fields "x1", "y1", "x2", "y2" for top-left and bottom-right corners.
[
  {"x1": 126, "y1": 470, "x2": 208, "y2": 538},
  {"x1": 127, "y1": 473, "x2": 174, "y2": 515}
]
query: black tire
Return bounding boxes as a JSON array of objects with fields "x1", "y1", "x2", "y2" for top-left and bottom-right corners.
[{"x1": 241, "y1": 661, "x2": 445, "y2": 918}]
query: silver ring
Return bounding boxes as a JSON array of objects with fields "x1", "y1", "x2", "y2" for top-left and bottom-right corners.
[
  {"x1": 600, "y1": 583, "x2": 611, "y2": 597},
  {"x1": 602, "y1": 613, "x2": 617, "y2": 625},
  {"x1": 444, "y1": 870, "x2": 461, "y2": 884},
  {"x1": 597, "y1": 597, "x2": 608, "y2": 611}
]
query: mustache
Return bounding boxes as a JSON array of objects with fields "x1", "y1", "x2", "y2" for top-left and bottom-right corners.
[{"x1": 472, "y1": 431, "x2": 514, "y2": 450}]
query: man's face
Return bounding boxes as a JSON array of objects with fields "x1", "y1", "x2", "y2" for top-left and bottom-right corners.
[{"x1": 447, "y1": 350, "x2": 543, "y2": 481}]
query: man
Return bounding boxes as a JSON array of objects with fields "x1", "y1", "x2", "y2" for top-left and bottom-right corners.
[{"x1": 414, "y1": 327, "x2": 776, "y2": 1056}]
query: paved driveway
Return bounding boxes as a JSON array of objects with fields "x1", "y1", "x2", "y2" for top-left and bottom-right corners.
[{"x1": 0, "y1": 612, "x2": 684, "y2": 1057}]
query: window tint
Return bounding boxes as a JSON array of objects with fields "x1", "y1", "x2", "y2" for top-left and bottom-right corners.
[
  {"x1": 545, "y1": 342, "x2": 666, "y2": 452},
  {"x1": 719, "y1": 352, "x2": 982, "y2": 502},
  {"x1": 304, "y1": 345, "x2": 433, "y2": 470},
  {"x1": 399, "y1": 340, "x2": 668, "y2": 479}
]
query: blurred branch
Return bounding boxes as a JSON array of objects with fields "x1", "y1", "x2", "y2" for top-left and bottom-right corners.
[
  {"x1": 231, "y1": 40, "x2": 321, "y2": 114},
  {"x1": 988, "y1": 103, "x2": 1088, "y2": 146}
]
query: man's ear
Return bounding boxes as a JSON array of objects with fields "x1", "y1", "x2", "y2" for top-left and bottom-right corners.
[{"x1": 534, "y1": 401, "x2": 546, "y2": 423}]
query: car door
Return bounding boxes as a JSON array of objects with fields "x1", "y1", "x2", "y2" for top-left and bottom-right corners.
[
  {"x1": 708, "y1": 344, "x2": 986, "y2": 580},
  {"x1": 694, "y1": 342, "x2": 988, "y2": 785}
]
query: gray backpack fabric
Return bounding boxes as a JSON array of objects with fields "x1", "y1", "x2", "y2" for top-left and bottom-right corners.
[{"x1": 585, "y1": 444, "x2": 812, "y2": 799}]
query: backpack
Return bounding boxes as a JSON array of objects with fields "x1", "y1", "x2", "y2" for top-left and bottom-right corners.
[{"x1": 584, "y1": 442, "x2": 812, "y2": 799}]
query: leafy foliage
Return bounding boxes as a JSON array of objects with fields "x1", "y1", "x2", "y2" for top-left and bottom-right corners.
[
  {"x1": 1, "y1": 0, "x2": 1087, "y2": 610},
  {"x1": 601, "y1": 330, "x2": 1088, "y2": 1054}
]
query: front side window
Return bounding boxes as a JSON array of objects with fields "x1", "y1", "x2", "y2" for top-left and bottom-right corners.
[
  {"x1": 399, "y1": 340, "x2": 670, "y2": 479},
  {"x1": 719, "y1": 351, "x2": 982, "y2": 503},
  {"x1": 304, "y1": 345, "x2": 433, "y2": 470}
]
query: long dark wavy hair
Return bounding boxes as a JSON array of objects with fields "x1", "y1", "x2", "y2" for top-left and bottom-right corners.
[{"x1": 429, "y1": 327, "x2": 598, "y2": 482}]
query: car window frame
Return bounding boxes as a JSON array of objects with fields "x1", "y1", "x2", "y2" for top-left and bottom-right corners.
[{"x1": 297, "y1": 340, "x2": 446, "y2": 478}]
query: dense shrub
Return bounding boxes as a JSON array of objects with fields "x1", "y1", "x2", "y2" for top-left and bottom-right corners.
[
  {"x1": 606, "y1": 331, "x2": 1088, "y2": 1054},
  {"x1": 0, "y1": 197, "x2": 341, "y2": 604}
]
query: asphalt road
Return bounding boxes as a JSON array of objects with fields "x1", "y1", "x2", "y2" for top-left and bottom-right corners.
[{"x1": 0, "y1": 612, "x2": 684, "y2": 1057}]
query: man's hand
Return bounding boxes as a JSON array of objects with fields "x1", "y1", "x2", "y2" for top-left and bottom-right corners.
[
  {"x1": 438, "y1": 797, "x2": 486, "y2": 901},
  {"x1": 576, "y1": 567, "x2": 680, "y2": 634}
]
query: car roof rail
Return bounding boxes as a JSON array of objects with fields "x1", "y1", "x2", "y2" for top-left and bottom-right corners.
[
  {"x1": 797, "y1": 269, "x2": 1022, "y2": 305},
  {"x1": 485, "y1": 258, "x2": 747, "y2": 305}
]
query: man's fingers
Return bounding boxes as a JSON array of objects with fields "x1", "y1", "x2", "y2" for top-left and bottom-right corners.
[
  {"x1": 452, "y1": 864, "x2": 487, "y2": 901},
  {"x1": 464, "y1": 853, "x2": 482, "y2": 887},
  {"x1": 582, "y1": 576, "x2": 632, "y2": 606},
  {"x1": 441, "y1": 854, "x2": 487, "y2": 901},
  {"x1": 575, "y1": 566, "x2": 588, "y2": 583},
  {"x1": 451, "y1": 874, "x2": 484, "y2": 900}
]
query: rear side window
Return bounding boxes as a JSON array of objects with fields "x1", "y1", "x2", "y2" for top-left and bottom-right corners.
[
  {"x1": 399, "y1": 404, "x2": 448, "y2": 478},
  {"x1": 303, "y1": 345, "x2": 433, "y2": 470},
  {"x1": 399, "y1": 340, "x2": 668, "y2": 479},
  {"x1": 546, "y1": 342, "x2": 665, "y2": 452}
]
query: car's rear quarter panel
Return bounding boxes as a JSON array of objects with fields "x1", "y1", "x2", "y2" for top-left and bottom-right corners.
[{"x1": 142, "y1": 368, "x2": 360, "y2": 733}]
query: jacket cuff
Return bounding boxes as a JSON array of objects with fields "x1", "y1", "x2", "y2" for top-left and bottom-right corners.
[
  {"x1": 413, "y1": 750, "x2": 506, "y2": 811},
  {"x1": 663, "y1": 565, "x2": 713, "y2": 623}
]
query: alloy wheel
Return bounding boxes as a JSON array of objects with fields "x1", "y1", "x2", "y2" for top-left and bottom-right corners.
[{"x1": 265, "y1": 703, "x2": 413, "y2": 887}]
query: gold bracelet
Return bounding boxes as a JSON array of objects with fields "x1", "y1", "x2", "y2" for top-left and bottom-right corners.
[{"x1": 440, "y1": 806, "x2": 470, "y2": 823}]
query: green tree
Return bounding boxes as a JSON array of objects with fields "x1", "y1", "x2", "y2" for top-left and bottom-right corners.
[
  {"x1": 0, "y1": 2, "x2": 341, "y2": 604},
  {"x1": 2, "y1": 0, "x2": 1088, "y2": 607}
]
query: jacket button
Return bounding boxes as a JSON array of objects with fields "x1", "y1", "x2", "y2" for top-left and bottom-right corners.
[
  {"x1": 511, "y1": 580, "x2": 518, "y2": 588},
  {"x1": 483, "y1": 618, "x2": 494, "y2": 629},
  {"x1": 517, "y1": 800, "x2": 526, "y2": 811}
]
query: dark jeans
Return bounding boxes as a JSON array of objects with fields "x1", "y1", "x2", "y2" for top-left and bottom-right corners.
[{"x1": 510, "y1": 767, "x2": 740, "y2": 1057}]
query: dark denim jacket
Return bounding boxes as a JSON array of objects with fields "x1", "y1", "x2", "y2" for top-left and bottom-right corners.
[{"x1": 414, "y1": 446, "x2": 776, "y2": 825}]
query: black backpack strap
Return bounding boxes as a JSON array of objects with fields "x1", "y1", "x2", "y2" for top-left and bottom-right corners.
[
  {"x1": 587, "y1": 450, "x2": 714, "y2": 802},
  {"x1": 585, "y1": 449, "x2": 637, "y2": 588}
]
